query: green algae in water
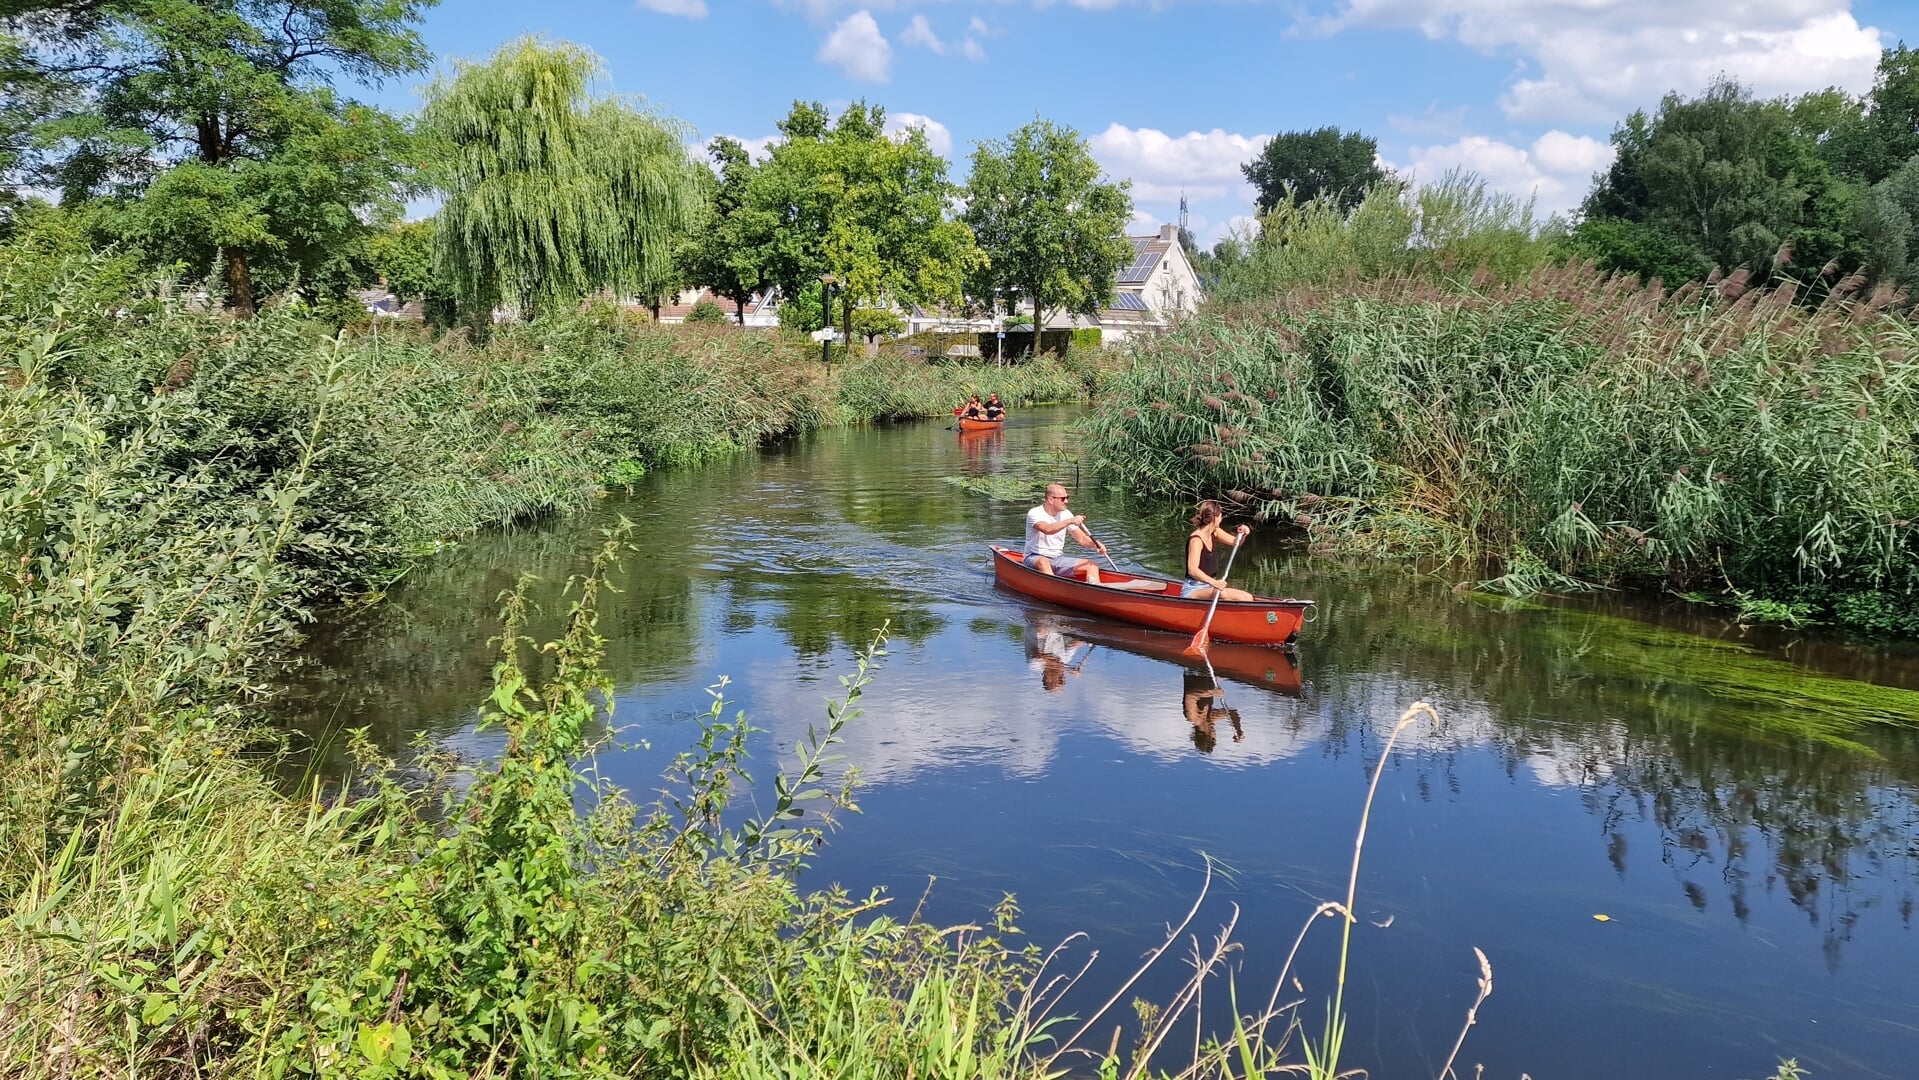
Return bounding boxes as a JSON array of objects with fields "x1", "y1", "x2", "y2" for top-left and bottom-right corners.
[
  {"x1": 1521, "y1": 607, "x2": 1919, "y2": 753},
  {"x1": 942, "y1": 474, "x2": 1046, "y2": 502}
]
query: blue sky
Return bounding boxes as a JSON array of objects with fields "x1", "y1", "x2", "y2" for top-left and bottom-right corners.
[{"x1": 377, "y1": 1, "x2": 1919, "y2": 245}]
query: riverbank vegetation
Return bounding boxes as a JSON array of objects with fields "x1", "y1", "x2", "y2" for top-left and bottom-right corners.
[{"x1": 1089, "y1": 262, "x2": 1919, "y2": 635}]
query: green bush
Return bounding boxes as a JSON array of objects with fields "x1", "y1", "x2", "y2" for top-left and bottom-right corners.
[{"x1": 684, "y1": 298, "x2": 729, "y2": 323}]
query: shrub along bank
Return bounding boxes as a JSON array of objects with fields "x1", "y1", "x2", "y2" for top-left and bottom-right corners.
[
  {"x1": 0, "y1": 252, "x2": 1103, "y2": 1076},
  {"x1": 1085, "y1": 263, "x2": 1919, "y2": 635}
]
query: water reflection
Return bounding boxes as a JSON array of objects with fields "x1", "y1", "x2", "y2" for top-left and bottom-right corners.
[
  {"x1": 1024, "y1": 611, "x2": 1091, "y2": 693},
  {"x1": 1180, "y1": 668, "x2": 1243, "y2": 754}
]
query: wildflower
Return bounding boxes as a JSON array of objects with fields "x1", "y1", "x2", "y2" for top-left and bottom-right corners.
[{"x1": 316, "y1": 917, "x2": 332, "y2": 932}]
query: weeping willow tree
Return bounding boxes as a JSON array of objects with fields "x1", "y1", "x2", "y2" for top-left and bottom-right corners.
[{"x1": 422, "y1": 37, "x2": 706, "y2": 320}]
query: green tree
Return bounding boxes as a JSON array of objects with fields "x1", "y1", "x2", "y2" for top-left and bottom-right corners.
[
  {"x1": 21, "y1": 0, "x2": 433, "y2": 314},
  {"x1": 1242, "y1": 126, "x2": 1395, "y2": 215},
  {"x1": 748, "y1": 100, "x2": 978, "y2": 344},
  {"x1": 422, "y1": 37, "x2": 707, "y2": 321},
  {"x1": 364, "y1": 219, "x2": 435, "y2": 302},
  {"x1": 1578, "y1": 78, "x2": 1869, "y2": 285},
  {"x1": 850, "y1": 306, "x2": 903, "y2": 347},
  {"x1": 961, "y1": 117, "x2": 1132, "y2": 349},
  {"x1": 682, "y1": 135, "x2": 772, "y2": 324}
]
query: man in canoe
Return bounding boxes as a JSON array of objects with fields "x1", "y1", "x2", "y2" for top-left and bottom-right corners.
[
  {"x1": 984, "y1": 393, "x2": 1005, "y2": 420},
  {"x1": 1024, "y1": 483, "x2": 1106, "y2": 583}
]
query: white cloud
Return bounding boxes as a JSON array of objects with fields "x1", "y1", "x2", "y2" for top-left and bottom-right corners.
[
  {"x1": 961, "y1": 36, "x2": 987, "y2": 61},
  {"x1": 636, "y1": 0, "x2": 707, "y2": 15},
  {"x1": 900, "y1": 13, "x2": 944, "y2": 54},
  {"x1": 968, "y1": 15, "x2": 996, "y2": 36},
  {"x1": 1318, "y1": 0, "x2": 1885, "y2": 124},
  {"x1": 1088, "y1": 123, "x2": 1265, "y2": 190},
  {"x1": 817, "y1": 10, "x2": 893, "y2": 82},
  {"x1": 1398, "y1": 130, "x2": 1614, "y2": 217},
  {"x1": 885, "y1": 111, "x2": 954, "y2": 157},
  {"x1": 715, "y1": 133, "x2": 779, "y2": 162}
]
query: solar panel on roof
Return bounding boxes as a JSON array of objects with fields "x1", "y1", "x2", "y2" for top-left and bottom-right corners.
[
  {"x1": 1110, "y1": 292, "x2": 1149, "y2": 311},
  {"x1": 1117, "y1": 250, "x2": 1160, "y2": 283}
]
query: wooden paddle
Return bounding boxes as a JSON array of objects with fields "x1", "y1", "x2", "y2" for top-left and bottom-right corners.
[{"x1": 1183, "y1": 538, "x2": 1243, "y2": 655}]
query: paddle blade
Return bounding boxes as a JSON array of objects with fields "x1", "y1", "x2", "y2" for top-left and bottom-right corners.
[{"x1": 1183, "y1": 627, "x2": 1211, "y2": 655}]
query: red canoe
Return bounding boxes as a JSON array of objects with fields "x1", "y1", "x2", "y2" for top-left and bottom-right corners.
[
  {"x1": 957, "y1": 416, "x2": 1005, "y2": 432},
  {"x1": 991, "y1": 546, "x2": 1313, "y2": 647}
]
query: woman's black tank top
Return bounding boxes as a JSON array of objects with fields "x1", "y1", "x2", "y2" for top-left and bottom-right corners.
[{"x1": 1193, "y1": 535, "x2": 1222, "y2": 579}]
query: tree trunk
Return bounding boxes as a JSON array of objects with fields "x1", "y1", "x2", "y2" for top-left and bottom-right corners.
[
  {"x1": 223, "y1": 245, "x2": 255, "y2": 318},
  {"x1": 1030, "y1": 284, "x2": 1043, "y2": 360},
  {"x1": 735, "y1": 296, "x2": 746, "y2": 325}
]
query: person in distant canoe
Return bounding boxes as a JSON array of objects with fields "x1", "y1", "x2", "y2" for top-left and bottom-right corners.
[
  {"x1": 984, "y1": 393, "x2": 1006, "y2": 421},
  {"x1": 1182, "y1": 500, "x2": 1253, "y2": 600},
  {"x1": 960, "y1": 394, "x2": 985, "y2": 419},
  {"x1": 1024, "y1": 482, "x2": 1106, "y2": 583}
]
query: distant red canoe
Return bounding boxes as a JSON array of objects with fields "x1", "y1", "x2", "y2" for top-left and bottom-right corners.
[
  {"x1": 991, "y1": 546, "x2": 1312, "y2": 647},
  {"x1": 957, "y1": 416, "x2": 1005, "y2": 432}
]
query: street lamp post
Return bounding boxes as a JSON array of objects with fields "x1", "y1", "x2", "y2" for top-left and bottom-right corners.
[{"x1": 819, "y1": 274, "x2": 836, "y2": 368}]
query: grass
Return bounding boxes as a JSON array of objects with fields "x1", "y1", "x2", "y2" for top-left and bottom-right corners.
[{"x1": 1084, "y1": 263, "x2": 1919, "y2": 635}]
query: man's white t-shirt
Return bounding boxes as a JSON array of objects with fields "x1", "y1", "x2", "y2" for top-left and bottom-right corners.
[{"x1": 1024, "y1": 505, "x2": 1074, "y2": 558}]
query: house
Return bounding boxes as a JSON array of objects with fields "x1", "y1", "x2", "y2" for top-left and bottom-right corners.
[
  {"x1": 355, "y1": 286, "x2": 423, "y2": 320},
  {"x1": 904, "y1": 303, "x2": 998, "y2": 336},
  {"x1": 648, "y1": 286, "x2": 782, "y2": 327},
  {"x1": 1038, "y1": 224, "x2": 1203, "y2": 342}
]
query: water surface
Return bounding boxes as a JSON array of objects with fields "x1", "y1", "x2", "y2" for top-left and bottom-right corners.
[{"x1": 279, "y1": 407, "x2": 1919, "y2": 1080}]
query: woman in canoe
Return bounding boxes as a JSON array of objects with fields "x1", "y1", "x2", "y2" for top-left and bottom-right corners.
[{"x1": 1183, "y1": 500, "x2": 1253, "y2": 601}]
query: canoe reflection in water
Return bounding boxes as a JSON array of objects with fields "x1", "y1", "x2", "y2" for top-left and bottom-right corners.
[
  {"x1": 1013, "y1": 606, "x2": 1305, "y2": 754},
  {"x1": 1012, "y1": 608, "x2": 1304, "y2": 698},
  {"x1": 1183, "y1": 669, "x2": 1243, "y2": 754},
  {"x1": 1024, "y1": 612, "x2": 1091, "y2": 693}
]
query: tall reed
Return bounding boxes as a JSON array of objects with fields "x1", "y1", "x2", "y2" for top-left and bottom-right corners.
[{"x1": 1086, "y1": 264, "x2": 1919, "y2": 633}]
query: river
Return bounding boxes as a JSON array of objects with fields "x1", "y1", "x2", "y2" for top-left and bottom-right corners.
[{"x1": 277, "y1": 405, "x2": 1919, "y2": 1080}]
